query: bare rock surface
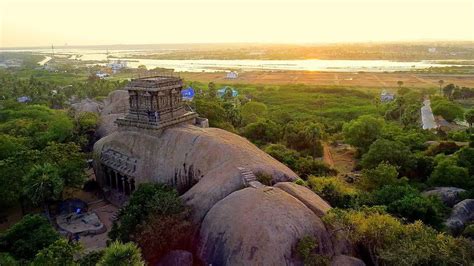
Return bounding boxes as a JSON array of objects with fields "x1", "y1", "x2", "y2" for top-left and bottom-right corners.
[
  {"x1": 445, "y1": 199, "x2": 474, "y2": 233},
  {"x1": 70, "y1": 98, "x2": 102, "y2": 115},
  {"x1": 198, "y1": 186, "x2": 333, "y2": 265},
  {"x1": 97, "y1": 90, "x2": 129, "y2": 137},
  {"x1": 93, "y1": 125, "x2": 298, "y2": 222},
  {"x1": 275, "y1": 182, "x2": 331, "y2": 217},
  {"x1": 101, "y1": 90, "x2": 129, "y2": 116},
  {"x1": 423, "y1": 187, "x2": 466, "y2": 207},
  {"x1": 156, "y1": 250, "x2": 193, "y2": 266},
  {"x1": 331, "y1": 255, "x2": 366, "y2": 266}
]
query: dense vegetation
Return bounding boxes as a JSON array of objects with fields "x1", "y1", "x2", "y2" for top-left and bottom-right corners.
[
  {"x1": 1, "y1": 55, "x2": 474, "y2": 265},
  {"x1": 189, "y1": 80, "x2": 474, "y2": 265}
]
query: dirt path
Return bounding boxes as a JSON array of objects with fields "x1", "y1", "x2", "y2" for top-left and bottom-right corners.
[{"x1": 323, "y1": 143, "x2": 335, "y2": 167}]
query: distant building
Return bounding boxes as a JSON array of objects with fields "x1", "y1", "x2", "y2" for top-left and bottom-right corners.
[
  {"x1": 428, "y1": 47, "x2": 437, "y2": 53},
  {"x1": 380, "y1": 90, "x2": 395, "y2": 102},
  {"x1": 96, "y1": 71, "x2": 109, "y2": 79},
  {"x1": 107, "y1": 60, "x2": 128, "y2": 74},
  {"x1": 17, "y1": 96, "x2": 32, "y2": 103},
  {"x1": 226, "y1": 71, "x2": 238, "y2": 79},
  {"x1": 218, "y1": 86, "x2": 238, "y2": 98}
]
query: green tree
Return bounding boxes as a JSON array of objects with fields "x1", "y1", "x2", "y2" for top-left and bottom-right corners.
[
  {"x1": 31, "y1": 239, "x2": 80, "y2": 266},
  {"x1": 432, "y1": 99, "x2": 464, "y2": 122},
  {"x1": 207, "y1": 82, "x2": 217, "y2": 98},
  {"x1": 442, "y1": 83, "x2": 456, "y2": 99},
  {"x1": 428, "y1": 158, "x2": 471, "y2": 188},
  {"x1": 0, "y1": 253, "x2": 18, "y2": 265},
  {"x1": 360, "y1": 139, "x2": 412, "y2": 170},
  {"x1": 240, "y1": 101, "x2": 268, "y2": 125},
  {"x1": 457, "y1": 147, "x2": 474, "y2": 176},
  {"x1": 22, "y1": 163, "x2": 64, "y2": 218},
  {"x1": 359, "y1": 162, "x2": 400, "y2": 191},
  {"x1": 98, "y1": 241, "x2": 144, "y2": 266},
  {"x1": 342, "y1": 115, "x2": 384, "y2": 154},
  {"x1": 264, "y1": 144, "x2": 300, "y2": 169},
  {"x1": 41, "y1": 142, "x2": 86, "y2": 187},
  {"x1": 294, "y1": 157, "x2": 336, "y2": 179},
  {"x1": 465, "y1": 109, "x2": 474, "y2": 128},
  {"x1": 370, "y1": 184, "x2": 445, "y2": 228},
  {"x1": 308, "y1": 176, "x2": 359, "y2": 208},
  {"x1": 241, "y1": 119, "x2": 281, "y2": 145},
  {"x1": 323, "y1": 207, "x2": 473, "y2": 266},
  {"x1": 0, "y1": 214, "x2": 60, "y2": 260},
  {"x1": 438, "y1": 80, "x2": 444, "y2": 95},
  {"x1": 109, "y1": 184, "x2": 185, "y2": 243}
]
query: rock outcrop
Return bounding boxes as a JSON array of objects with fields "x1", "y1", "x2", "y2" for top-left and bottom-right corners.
[
  {"x1": 93, "y1": 90, "x2": 362, "y2": 265},
  {"x1": 423, "y1": 187, "x2": 466, "y2": 207},
  {"x1": 156, "y1": 250, "x2": 193, "y2": 266},
  {"x1": 70, "y1": 98, "x2": 102, "y2": 115},
  {"x1": 93, "y1": 126, "x2": 298, "y2": 222},
  {"x1": 331, "y1": 255, "x2": 365, "y2": 266},
  {"x1": 97, "y1": 90, "x2": 129, "y2": 137},
  {"x1": 274, "y1": 182, "x2": 331, "y2": 218},
  {"x1": 198, "y1": 186, "x2": 333, "y2": 265},
  {"x1": 445, "y1": 199, "x2": 474, "y2": 233}
]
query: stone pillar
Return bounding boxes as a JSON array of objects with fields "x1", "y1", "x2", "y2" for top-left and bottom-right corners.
[
  {"x1": 105, "y1": 168, "x2": 111, "y2": 187},
  {"x1": 130, "y1": 179, "x2": 136, "y2": 192},
  {"x1": 124, "y1": 176, "x2": 130, "y2": 195},
  {"x1": 117, "y1": 174, "x2": 124, "y2": 193},
  {"x1": 111, "y1": 171, "x2": 117, "y2": 189}
]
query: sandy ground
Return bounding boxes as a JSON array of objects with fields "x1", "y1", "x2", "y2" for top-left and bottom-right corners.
[
  {"x1": 180, "y1": 71, "x2": 474, "y2": 88},
  {"x1": 79, "y1": 204, "x2": 118, "y2": 253},
  {"x1": 324, "y1": 143, "x2": 357, "y2": 174}
]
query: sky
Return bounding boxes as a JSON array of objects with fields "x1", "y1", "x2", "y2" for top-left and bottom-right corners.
[{"x1": 0, "y1": 0, "x2": 473, "y2": 48}]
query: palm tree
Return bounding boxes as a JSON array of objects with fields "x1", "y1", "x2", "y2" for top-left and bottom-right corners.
[
  {"x1": 98, "y1": 241, "x2": 145, "y2": 266},
  {"x1": 397, "y1": 80, "x2": 403, "y2": 88},
  {"x1": 438, "y1": 80, "x2": 444, "y2": 95},
  {"x1": 23, "y1": 163, "x2": 63, "y2": 220},
  {"x1": 304, "y1": 123, "x2": 322, "y2": 158}
]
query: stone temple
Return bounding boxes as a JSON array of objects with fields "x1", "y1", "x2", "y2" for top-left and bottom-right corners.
[{"x1": 116, "y1": 75, "x2": 198, "y2": 132}]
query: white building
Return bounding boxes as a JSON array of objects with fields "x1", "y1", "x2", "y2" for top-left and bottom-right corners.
[
  {"x1": 226, "y1": 71, "x2": 238, "y2": 79},
  {"x1": 107, "y1": 60, "x2": 128, "y2": 73}
]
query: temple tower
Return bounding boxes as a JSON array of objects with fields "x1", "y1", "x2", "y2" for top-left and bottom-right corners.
[{"x1": 115, "y1": 75, "x2": 198, "y2": 131}]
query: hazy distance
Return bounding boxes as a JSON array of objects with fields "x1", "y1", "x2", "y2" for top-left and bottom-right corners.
[{"x1": 1, "y1": 0, "x2": 473, "y2": 48}]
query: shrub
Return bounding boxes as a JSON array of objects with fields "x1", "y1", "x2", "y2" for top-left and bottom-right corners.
[
  {"x1": 428, "y1": 158, "x2": 472, "y2": 188},
  {"x1": 308, "y1": 176, "x2": 359, "y2": 208},
  {"x1": 359, "y1": 162, "x2": 400, "y2": 191},
  {"x1": 426, "y1": 141, "x2": 462, "y2": 156},
  {"x1": 296, "y1": 236, "x2": 330, "y2": 266},
  {"x1": 323, "y1": 207, "x2": 474, "y2": 266},
  {"x1": 241, "y1": 119, "x2": 281, "y2": 145},
  {"x1": 360, "y1": 139, "x2": 412, "y2": 170},
  {"x1": 109, "y1": 183, "x2": 184, "y2": 242},
  {"x1": 295, "y1": 157, "x2": 337, "y2": 179},
  {"x1": 98, "y1": 241, "x2": 144, "y2": 266},
  {"x1": 264, "y1": 144, "x2": 300, "y2": 169},
  {"x1": 31, "y1": 239, "x2": 80, "y2": 266},
  {"x1": 255, "y1": 172, "x2": 273, "y2": 186},
  {"x1": 342, "y1": 115, "x2": 384, "y2": 154},
  {"x1": 77, "y1": 250, "x2": 104, "y2": 266},
  {"x1": 0, "y1": 214, "x2": 59, "y2": 260},
  {"x1": 135, "y1": 213, "x2": 193, "y2": 264}
]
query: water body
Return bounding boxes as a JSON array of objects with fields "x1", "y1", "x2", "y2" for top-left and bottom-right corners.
[{"x1": 2, "y1": 48, "x2": 465, "y2": 72}]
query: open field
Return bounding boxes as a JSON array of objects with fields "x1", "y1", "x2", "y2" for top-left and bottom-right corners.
[{"x1": 180, "y1": 70, "x2": 474, "y2": 88}]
